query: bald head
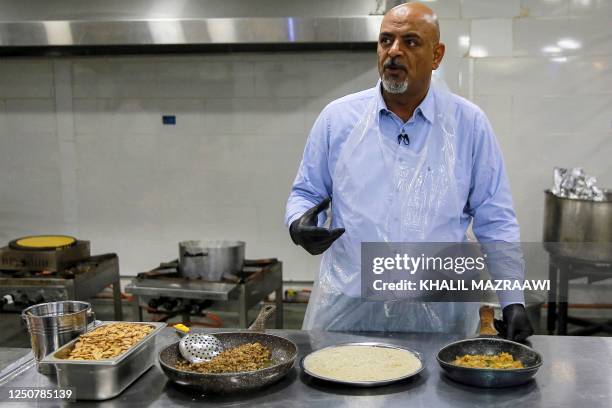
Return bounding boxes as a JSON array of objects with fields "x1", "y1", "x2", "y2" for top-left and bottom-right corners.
[
  {"x1": 385, "y1": 2, "x2": 440, "y2": 45},
  {"x1": 376, "y1": 2, "x2": 445, "y2": 97}
]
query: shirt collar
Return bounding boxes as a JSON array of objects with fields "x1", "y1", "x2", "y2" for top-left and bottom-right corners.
[{"x1": 375, "y1": 79, "x2": 435, "y2": 124}]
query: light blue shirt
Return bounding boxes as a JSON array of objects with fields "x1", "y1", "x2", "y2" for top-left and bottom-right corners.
[{"x1": 286, "y1": 82, "x2": 523, "y2": 307}]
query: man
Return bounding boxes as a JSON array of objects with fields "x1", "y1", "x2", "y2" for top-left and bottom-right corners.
[{"x1": 285, "y1": 3, "x2": 533, "y2": 340}]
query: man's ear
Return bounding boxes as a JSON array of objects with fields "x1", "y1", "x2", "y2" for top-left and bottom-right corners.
[{"x1": 432, "y1": 42, "x2": 445, "y2": 70}]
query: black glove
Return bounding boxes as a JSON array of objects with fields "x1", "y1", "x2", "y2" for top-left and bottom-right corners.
[
  {"x1": 494, "y1": 304, "x2": 534, "y2": 342},
  {"x1": 289, "y1": 198, "x2": 345, "y2": 255}
]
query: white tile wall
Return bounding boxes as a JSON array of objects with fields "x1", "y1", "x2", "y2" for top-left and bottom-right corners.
[
  {"x1": 72, "y1": 57, "x2": 256, "y2": 98},
  {"x1": 0, "y1": 60, "x2": 54, "y2": 98},
  {"x1": 514, "y1": 16, "x2": 612, "y2": 56},
  {"x1": 426, "y1": 0, "x2": 463, "y2": 19},
  {"x1": 521, "y1": 0, "x2": 569, "y2": 17},
  {"x1": 253, "y1": 54, "x2": 377, "y2": 99},
  {"x1": 0, "y1": 0, "x2": 611, "y2": 280},
  {"x1": 4, "y1": 99, "x2": 56, "y2": 135},
  {"x1": 0, "y1": 100, "x2": 5, "y2": 134},
  {"x1": 0, "y1": 165, "x2": 65, "y2": 239},
  {"x1": 440, "y1": 20, "x2": 471, "y2": 57},
  {"x1": 512, "y1": 94, "x2": 612, "y2": 134},
  {"x1": 472, "y1": 94, "x2": 513, "y2": 135},
  {"x1": 204, "y1": 98, "x2": 310, "y2": 135},
  {"x1": 461, "y1": 0, "x2": 521, "y2": 18},
  {"x1": 470, "y1": 19, "x2": 513, "y2": 57},
  {"x1": 569, "y1": 0, "x2": 612, "y2": 16},
  {"x1": 435, "y1": 57, "x2": 470, "y2": 97},
  {"x1": 474, "y1": 55, "x2": 612, "y2": 95}
]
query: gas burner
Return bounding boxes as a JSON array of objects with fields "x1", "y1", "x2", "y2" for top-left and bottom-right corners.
[
  {"x1": 0, "y1": 235, "x2": 90, "y2": 273},
  {"x1": 136, "y1": 258, "x2": 279, "y2": 283},
  {"x1": 0, "y1": 252, "x2": 122, "y2": 319}
]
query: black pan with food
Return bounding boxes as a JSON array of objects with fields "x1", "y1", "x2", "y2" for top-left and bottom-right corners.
[
  {"x1": 158, "y1": 305, "x2": 297, "y2": 393},
  {"x1": 436, "y1": 306, "x2": 543, "y2": 388},
  {"x1": 437, "y1": 337, "x2": 542, "y2": 387}
]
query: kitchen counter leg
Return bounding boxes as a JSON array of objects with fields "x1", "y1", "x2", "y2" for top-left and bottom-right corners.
[
  {"x1": 547, "y1": 257, "x2": 558, "y2": 335},
  {"x1": 136, "y1": 295, "x2": 144, "y2": 321},
  {"x1": 558, "y1": 262, "x2": 569, "y2": 335},
  {"x1": 275, "y1": 286, "x2": 283, "y2": 329},
  {"x1": 239, "y1": 285, "x2": 248, "y2": 328},
  {"x1": 112, "y1": 278, "x2": 123, "y2": 321}
]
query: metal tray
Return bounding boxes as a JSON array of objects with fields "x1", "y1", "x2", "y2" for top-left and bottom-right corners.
[
  {"x1": 301, "y1": 342, "x2": 424, "y2": 387},
  {"x1": 41, "y1": 321, "x2": 166, "y2": 400}
]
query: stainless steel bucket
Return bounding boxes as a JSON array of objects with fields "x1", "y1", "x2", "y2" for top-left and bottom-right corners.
[
  {"x1": 543, "y1": 189, "x2": 612, "y2": 262},
  {"x1": 22, "y1": 301, "x2": 94, "y2": 375},
  {"x1": 178, "y1": 240, "x2": 245, "y2": 281}
]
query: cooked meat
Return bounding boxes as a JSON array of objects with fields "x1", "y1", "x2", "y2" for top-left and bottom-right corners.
[
  {"x1": 175, "y1": 342, "x2": 271, "y2": 373},
  {"x1": 453, "y1": 352, "x2": 524, "y2": 369}
]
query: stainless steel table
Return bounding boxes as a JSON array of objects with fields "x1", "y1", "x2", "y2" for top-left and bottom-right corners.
[
  {"x1": 1, "y1": 329, "x2": 611, "y2": 407},
  {"x1": 0, "y1": 348, "x2": 30, "y2": 374}
]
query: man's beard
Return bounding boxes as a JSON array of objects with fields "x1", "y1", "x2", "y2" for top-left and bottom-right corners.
[{"x1": 381, "y1": 73, "x2": 409, "y2": 94}]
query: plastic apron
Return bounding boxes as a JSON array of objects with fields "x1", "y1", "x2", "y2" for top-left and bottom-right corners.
[{"x1": 302, "y1": 85, "x2": 479, "y2": 335}]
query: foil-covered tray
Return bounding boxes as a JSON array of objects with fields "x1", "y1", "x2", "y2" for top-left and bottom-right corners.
[{"x1": 300, "y1": 342, "x2": 424, "y2": 387}]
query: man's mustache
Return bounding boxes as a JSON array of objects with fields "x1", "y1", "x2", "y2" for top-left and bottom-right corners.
[{"x1": 383, "y1": 58, "x2": 407, "y2": 71}]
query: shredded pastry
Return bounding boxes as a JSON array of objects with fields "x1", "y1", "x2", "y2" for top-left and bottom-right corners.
[
  {"x1": 453, "y1": 352, "x2": 524, "y2": 369},
  {"x1": 303, "y1": 345, "x2": 422, "y2": 382},
  {"x1": 175, "y1": 342, "x2": 271, "y2": 373},
  {"x1": 66, "y1": 323, "x2": 154, "y2": 360}
]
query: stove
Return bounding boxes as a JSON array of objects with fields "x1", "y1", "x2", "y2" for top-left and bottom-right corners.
[
  {"x1": 125, "y1": 258, "x2": 283, "y2": 328},
  {"x1": 0, "y1": 235, "x2": 123, "y2": 320},
  {"x1": 0, "y1": 235, "x2": 90, "y2": 272}
]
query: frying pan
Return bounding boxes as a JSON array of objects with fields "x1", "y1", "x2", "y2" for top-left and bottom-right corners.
[
  {"x1": 436, "y1": 306, "x2": 543, "y2": 388},
  {"x1": 158, "y1": 305, "x2": 297, "y2": 393}
]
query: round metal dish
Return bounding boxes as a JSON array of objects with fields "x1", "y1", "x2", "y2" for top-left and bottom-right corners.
[{"x1": 300, "y1": 342, "x2": 424, "y2": 387}]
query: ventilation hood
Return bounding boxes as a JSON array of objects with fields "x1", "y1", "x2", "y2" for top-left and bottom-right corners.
[{"x1": 0, "y1": 0, "x2": 399, "y2": 56}]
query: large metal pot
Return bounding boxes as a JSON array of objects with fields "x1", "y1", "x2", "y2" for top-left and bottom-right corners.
[
  {"x1": 543, "y1": 189, "x2": 612, "y2": 262},
  {"x1": 178, "y1": 240, "x2": 245, "y2": 281}
]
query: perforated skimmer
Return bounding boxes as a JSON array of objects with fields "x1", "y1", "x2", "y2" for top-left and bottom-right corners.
[
  {"x1": 179, "y1": 333, "x2": 224, "y2": 363},
  {"x1": 174, "y1": 305, "x2": 277, "y2": 364}
]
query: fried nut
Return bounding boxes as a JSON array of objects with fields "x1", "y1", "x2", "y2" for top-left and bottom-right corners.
[{"x1": 66, "y1": 323, "x2": 154, "y2": 360}]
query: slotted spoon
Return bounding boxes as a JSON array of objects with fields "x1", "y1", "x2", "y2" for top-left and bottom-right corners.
[
  {"x1": 173, "y1": 304, "x2": 276, "y2": 363},
  {"x1": 179, "y1": 332, "x2": 224, "y2": 363}
]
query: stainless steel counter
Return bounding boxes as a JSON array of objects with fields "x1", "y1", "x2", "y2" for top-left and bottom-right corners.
[
  {"x1": 0, "y1": 348, "x2": 31, "y2": 374},
  {"x1": 1, "y1": 329, "x2": 611, "y2": 407}
]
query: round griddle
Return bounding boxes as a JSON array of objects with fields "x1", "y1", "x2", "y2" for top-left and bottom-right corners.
[{"x1": 9, "y1": 235, "x2": 77, "y2": 251}]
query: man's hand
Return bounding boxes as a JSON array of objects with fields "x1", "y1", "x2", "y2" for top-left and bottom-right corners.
[
  {"x1": 289, "y1": 198, "x2": 345, "y2": 255},
  {"x1": 493, "y1": 304, "x2": 534, "y2": 342}
]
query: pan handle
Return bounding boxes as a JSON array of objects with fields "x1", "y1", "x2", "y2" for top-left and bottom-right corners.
[
  {"x1": 479, "y1": 305, "x2": 498, "y2": 336},
  {"x1": 248, "y1": 304, "x2": 276, "y2": 332}
]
